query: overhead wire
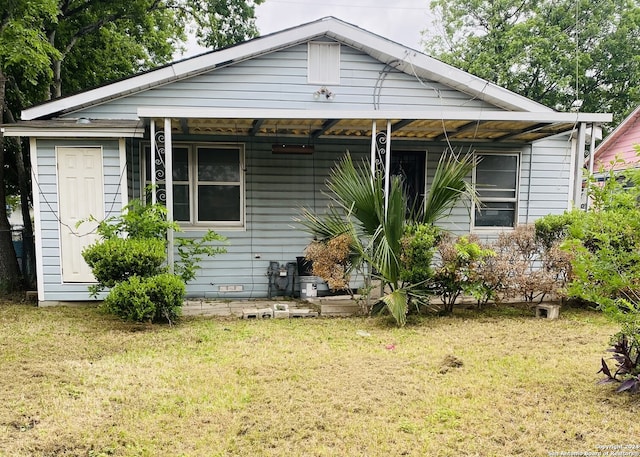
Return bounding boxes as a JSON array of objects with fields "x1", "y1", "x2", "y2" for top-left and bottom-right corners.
[{"x1": 30, "y1": 121, "x2": 143, "y2": 239}]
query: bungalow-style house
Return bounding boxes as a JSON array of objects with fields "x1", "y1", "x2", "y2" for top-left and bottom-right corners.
[
  {"x1": 2, "y1": 17, "x2": 611, "y2": 305},
  {"x1": 592, "y1": 105, "x2": 640, "y2": 172}
]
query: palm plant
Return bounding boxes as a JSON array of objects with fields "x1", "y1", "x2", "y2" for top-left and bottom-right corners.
[{"x1": 299, "y1": 149, "x2": 477, "y2": 326}]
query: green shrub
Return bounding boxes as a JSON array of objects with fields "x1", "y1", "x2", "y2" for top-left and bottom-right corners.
[
  {"x1": 399, "y1": 223, "x2": 441, "y2": 285},
  {"x1": 534, "y1": 211, "x2": 580, "y2": 250},
  {"x1": 88, "y1": 198, "x2": 227, "y2": 285},
  {"x1": 547, "y1": 159, "x2": 640, "y2": 394},
  {"x1": 82, "y1": 237, "x2": 166, "y2": 295},
  {"x1": 82, "y1": 198, "x2": 227, "y2": 324},
  {"x1": 433, "y1": 235, "x2": 495, "y2": 314},
  {"x1": 175, "y1": 230, "x2": 228, "y2": 284},
  {"x1": 102, "y1": 274, "x2": 185, "y2": 324},
  {"x1": 95, "y1": 198, "x2": 176, "y2": 240}
]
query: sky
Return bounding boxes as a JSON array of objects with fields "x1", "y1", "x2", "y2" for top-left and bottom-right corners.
[
  {"x1": 184, "y1": 0, "x2": 436, "y2": 57},
  {"x1": 255, "y1": 0, "x2": 435, "y2": 50}
]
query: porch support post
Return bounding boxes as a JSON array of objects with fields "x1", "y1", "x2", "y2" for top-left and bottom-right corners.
[
  {"x1": 384, "y1": 119, "x2": 391, "y2": 219},
  {"x1": 588, "y1": 123, "x2": 597, "y2": 176},
  {"x1": 370, "y1": 119, "x2": 392, "y2": 217},
  {"x1": 585, "y1": 123, "x2": 598, "y2": 210},
  {"x1": 573, "y1": 122, "x2": 587, "y2": 208},
  {"x1": 164, "y1": 117, "x2": 174, "y2": 273},
  {"x1": 150, "y1": 119, "x2": 156, "y2": 204},
  {"x1": 370, "y1": 120, "x2": 377, "y2": 178}
]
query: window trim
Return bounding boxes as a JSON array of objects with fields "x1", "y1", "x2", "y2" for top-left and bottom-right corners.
[
  {"x1": 472, "y1": 151, "x2": 520, "y2": 230},
  {"x1": 142, "y1": 141, "x2": 245, "y2": 229}
]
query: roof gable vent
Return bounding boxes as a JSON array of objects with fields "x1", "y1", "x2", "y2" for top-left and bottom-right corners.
[{"x1": 308, "y1": 41, "x2": 340, "y2": 85}]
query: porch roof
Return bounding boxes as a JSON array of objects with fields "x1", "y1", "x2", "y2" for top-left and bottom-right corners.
[
  {"x1": 0, "y1": 119, "x2": 145, "y2": 138},
  {"x1": 140, "y1": 108, "x2": 611, "y2": 143},
  {"x1": 2, "y1": 109, "x2": 611, "y2": 142}
]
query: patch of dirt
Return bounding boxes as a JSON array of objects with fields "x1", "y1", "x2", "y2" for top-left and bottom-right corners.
[{"x1": 439, "y1": 354, "x2": 464, "y2": 374}]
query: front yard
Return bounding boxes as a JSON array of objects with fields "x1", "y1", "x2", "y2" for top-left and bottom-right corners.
[{"x1": 0, "y1": 302, "x2": 637, "y2": 456}]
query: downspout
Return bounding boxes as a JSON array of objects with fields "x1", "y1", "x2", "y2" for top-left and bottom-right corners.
[{"x1": 164, "y1": 117, "x2": 174, "y2": 273}]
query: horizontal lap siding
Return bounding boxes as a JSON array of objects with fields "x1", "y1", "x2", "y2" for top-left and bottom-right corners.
[
  {"x1": 425, "y1": 140, "x2": 571, "y2": 243},
  {"x1": 425, "y1": 148, "x2": 473, "y2": 235},
  {"x1": 70, "y1": 42, "x2": 496, "y2": 119},
  {"x1": 523, "y1": 138, "x2": 572, "y2": 221},
  {"x1": 36, "y1": 139, "x2": 121, "y2": 301},
  {"x1": 189, "y1": 137, "x2": 571, "y2": 298},
  {"x1": 181, "y1": 141, "x2": 368, "y2": 298}
]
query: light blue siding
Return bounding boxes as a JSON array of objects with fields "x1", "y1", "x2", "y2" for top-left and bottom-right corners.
[
  {"x1": 69, "y1": 42, "x2": 496, "y2": 119},
  {"x1": 181, "y1": 141, "x2": 368, "y2": 298}
]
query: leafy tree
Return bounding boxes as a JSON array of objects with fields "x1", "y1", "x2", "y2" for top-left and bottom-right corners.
[
  {"x1": 0, "y1": 0, "x2": 260, "y2": 293},
  {"x1": 423, "y1": 0, "x2": 640, "y2": 124},
  {"x1": 0, "y1": 0, "x2": 59, "y2": 292},
  {"x1": 48, "y1": 0, "x2": 263, "y2": 98}
]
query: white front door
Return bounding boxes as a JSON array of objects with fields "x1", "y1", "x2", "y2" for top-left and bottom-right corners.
[{"x1": 57, "y1": 147, "x2": 104, "y2": 283}]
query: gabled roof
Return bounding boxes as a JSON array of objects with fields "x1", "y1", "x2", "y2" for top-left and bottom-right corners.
[
  {"x1": 593, "y1": 105, "x2": 640, "y2": 169},
  {"x1": 23, "y1": 17, "x2": 554, "y2": 121}
]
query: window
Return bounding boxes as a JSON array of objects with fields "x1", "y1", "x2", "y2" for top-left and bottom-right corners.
[
  {"x1": 144, "y1": 143, "x2": 244, "y2": 227},
  {"x1": 308, "y1": 42, "x2": 340, "y2": 85},
  {"x1": 473, "y1": 153, "x2": 519, "y2": 228}
]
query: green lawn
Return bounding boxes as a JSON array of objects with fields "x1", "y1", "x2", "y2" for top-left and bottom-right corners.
[{"x1": 0, "y1": 302, "x2": 638, "y2": 456}]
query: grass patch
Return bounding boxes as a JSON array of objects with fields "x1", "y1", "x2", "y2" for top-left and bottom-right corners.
[{"x1": 0, "y1": 302, "x2": 638, "y2": 456}]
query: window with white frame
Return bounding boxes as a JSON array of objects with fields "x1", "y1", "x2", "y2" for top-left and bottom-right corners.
[
  {"x1": 144, "y1": 143, "x2": 244, "y2": 227},
  {"x1": 473, "y1": 153, "x2": 519, "y2": 228}
]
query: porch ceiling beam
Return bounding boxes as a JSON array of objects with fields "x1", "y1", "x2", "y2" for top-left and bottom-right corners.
[
  {"x1": 249, "y1": 119, "x2": 264, "y2": 136},
  {"x1": 433, "y1": 120, "x2": 480, "y2": 141},
  {"x1": 311, "y1": 118, "x2": 340, "y2": 139},
  {"x1": 180, "y1": 118, "x2": 189, "y2": 134},
  {"x1": 495, "y1": 122, "x2": 549, "y2": 141},
  {"x1": 391, "y1": 119, "x2": 415, "y2": 133},
  {"x1": 138, "y1": 107, "x2": 612, "y2": 124}
]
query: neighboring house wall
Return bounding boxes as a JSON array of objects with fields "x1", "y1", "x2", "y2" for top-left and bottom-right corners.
[{"x1": 594, "y1": 108, "x2": 640, "y2": 171}]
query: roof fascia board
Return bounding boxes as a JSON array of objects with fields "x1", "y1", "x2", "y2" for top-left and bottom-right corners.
[
  {"x1": 321, "y1": 21, "x2": 552, "y2": 113},
  {"x1": 137, "y1": 107, "x2": 612, "y2": 124},
  {"x1": 1, "y1": 126, "x2": 145, "y2": 138},
  {"x1": 22, "y1": 20, "x2": 334, "y2": 121},
  {"x1": 595, "y1": 105, "x2": 640, "y2": 153},
  {"x1": 20, "y1": 16, "x2": 605, "y2": 121}
]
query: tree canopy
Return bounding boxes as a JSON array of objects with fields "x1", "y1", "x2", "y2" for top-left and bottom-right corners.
[
  {"x1": 423, "y1": 0, "x2": 640, "y2": 125},
  {"x1": 0, "y1": 0, "x2": 262, "y2": 292}
]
